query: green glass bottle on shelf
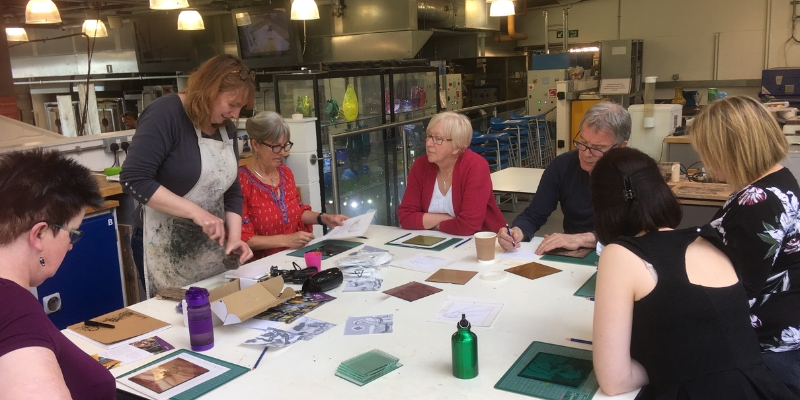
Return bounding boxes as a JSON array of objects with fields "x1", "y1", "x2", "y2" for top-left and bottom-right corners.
[
  {"x1": 342, "y1": 84, "x2": 359, "y2": 122},
  {"x1": 452, "y1": 313, "x2": 478, "y2": 379}
]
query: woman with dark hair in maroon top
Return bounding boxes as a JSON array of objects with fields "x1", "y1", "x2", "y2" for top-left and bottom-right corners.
[{"x1": 0, "y1": 149, "x2": 115, "y2": 399}]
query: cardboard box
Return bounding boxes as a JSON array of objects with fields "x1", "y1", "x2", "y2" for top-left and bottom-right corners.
[
  {"x1": 210, "y1": 276, "x2": 295, "y2": 325},
  {"x1": 182, "y1": 276, "x2": 295, "y2": 326}
]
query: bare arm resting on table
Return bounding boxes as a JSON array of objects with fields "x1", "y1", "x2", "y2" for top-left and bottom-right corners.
[
  {"x1": 592, "y1": 244, "x2": 650, "y2": 395},
  {"x1": 0, "y1": 347, "x2": 71, "y2": 399}
]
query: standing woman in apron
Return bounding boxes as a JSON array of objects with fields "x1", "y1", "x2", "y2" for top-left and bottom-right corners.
[{"x1": 121, "y1": 54, "x2": 255, "y2": 298}]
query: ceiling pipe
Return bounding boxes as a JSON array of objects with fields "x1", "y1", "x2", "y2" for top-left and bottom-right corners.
[{"x1": 494, "y1": 0, "x2": 528, "y2": 42}]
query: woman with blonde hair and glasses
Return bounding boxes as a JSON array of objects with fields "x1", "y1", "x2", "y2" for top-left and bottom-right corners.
[
  {"x1": 691, "y1": 95, "x2": 800, "y2": 390},
  {"x1": 122, "y1": 54, "x2": 255, "y2": 297},
  {"x1": 397, "y1": 111, "x2": 505, "y2": 235},
  {"x1": 239, "y1": 111, "x2": 347, "y2": 261}
]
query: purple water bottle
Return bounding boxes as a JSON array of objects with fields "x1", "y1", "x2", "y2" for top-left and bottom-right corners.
[{"x1": 185, "y1": 287, "x2": 214, "y2": 351}]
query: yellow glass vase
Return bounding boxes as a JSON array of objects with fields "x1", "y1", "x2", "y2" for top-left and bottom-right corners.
[{"x1": 342, "y1": 84, "x2": 359, "y2": 122}]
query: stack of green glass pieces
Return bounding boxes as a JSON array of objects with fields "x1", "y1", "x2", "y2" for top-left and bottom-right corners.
[{"x1": 335, "y1": 349, "x2": 403, "y2": 386}]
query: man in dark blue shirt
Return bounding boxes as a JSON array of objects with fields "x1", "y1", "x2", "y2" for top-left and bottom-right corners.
[{"x1": 498, "y1": 102, "x2": 631, "y2": 254}]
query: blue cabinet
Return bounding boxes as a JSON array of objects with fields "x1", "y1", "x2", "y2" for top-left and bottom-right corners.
[{"x1": 36, "y1": 211, "x2": 125, "y2": 330}]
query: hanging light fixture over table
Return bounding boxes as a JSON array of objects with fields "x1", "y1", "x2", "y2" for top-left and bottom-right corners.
[
  {"x1": 150, "y1": 0, "x2": 189, "y2": 10},
  {"x1": 82, "y1": 20, "x2": 108, "y2": 38},
  {"x1": 178, "y1": 10, "x2": 205, "y2": 30},
  {"x1": 25, "y1": 0, "x2": 62, "y2": 24},
  {"x1": 5, "y1": 28, "x2": 29, "y2": 42},
  {"x1": 489, "y1": 0, "x2": 516, "y2": 17}
]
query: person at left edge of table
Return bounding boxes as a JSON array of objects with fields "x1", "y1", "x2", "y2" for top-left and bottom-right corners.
[
  {"x1": 0, "y1": 149, "x2": 115, "y2": 399},
  {"x1": 240, "y1": 111, "x2": 348, "y2": 261},
  {"x1": 397, "y1": 111, "x2": 506, "y2": 236},
  {"x1": 498, "y1": 101, "x2": 631, "y2": 254},
  {"x1": 121, "y1": 54, "x2": 255, "y2": 298}
]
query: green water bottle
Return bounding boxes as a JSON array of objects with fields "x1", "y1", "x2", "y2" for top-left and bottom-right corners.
[{"x1": 452, "y1": 313, "x2": 478, "y2": 379}]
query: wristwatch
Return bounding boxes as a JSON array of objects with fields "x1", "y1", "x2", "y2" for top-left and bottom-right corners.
[{"x1": 317, "y1": 212, "x2": 325, "y2": 225}]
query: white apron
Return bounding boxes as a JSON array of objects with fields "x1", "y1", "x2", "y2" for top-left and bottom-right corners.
[{"x1": 143, "y1": 126, "x2": 237, "y2": 298}]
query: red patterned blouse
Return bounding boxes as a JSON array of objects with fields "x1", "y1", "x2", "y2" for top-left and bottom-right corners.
[{"x1": 239, "y1": 163, "x2": 312, "y2": 261}]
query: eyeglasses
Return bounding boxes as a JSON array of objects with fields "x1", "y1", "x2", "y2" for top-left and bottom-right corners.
[
  {"x1": 51, "y1": 224, "x2": 84, "y2": 245},
  {"x1": 423, "y1": 132, "x2": 453, "y2": 145},
  {"x1": 232, "y1": 69, "x2": 255, "y2": 81},
  {"x1": 259, "y1": 141, "x2": 294, "y2": 153},
  {"x1": 573, "y1": 132, "x2": 619, "y2": 157}
]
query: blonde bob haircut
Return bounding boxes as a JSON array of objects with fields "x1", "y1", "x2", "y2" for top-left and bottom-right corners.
[
  {"x1": 427, "y1": 111, "x2": 472, "y2": 151},
  {"x1": 689, "y1": 95, "x2": 787, "y2": 191},
  {"x1": 183, "y1": 54, "x2": 255, "y2": 130}
]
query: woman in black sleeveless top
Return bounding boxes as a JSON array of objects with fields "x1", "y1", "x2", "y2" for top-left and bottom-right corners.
[{"x1": 590, "y1": 148, "x2": 797, "y2": 399}]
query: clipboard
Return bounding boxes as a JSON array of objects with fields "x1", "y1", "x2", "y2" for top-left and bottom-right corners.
[{"x1": 385, "y1": 234, "x2": 461, "y2": 251}]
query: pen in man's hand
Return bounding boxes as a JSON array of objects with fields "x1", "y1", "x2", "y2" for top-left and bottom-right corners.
[
  {"x1": 505, "y1": 224, "x2": 517, "y2": 248},
  {"x1": 84, "y1": 320, "x2": 115, "y2": 329}
]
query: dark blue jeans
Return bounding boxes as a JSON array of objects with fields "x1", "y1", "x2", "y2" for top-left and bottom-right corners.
[
  {"x1": 763, "y1": 349, "x2": 800, "y2": 393},
  {"x1": 132, "y1": 225, "x2": 145, "y2": 291}
]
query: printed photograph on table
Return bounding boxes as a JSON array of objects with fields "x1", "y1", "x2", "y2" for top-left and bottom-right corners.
[
  {"x1": 344, "y1": 314, "x2": 394, "y2": 335},
  {"x1": 129, "y1": 357, "x2": 209, "y2": 394},
  {"x1": 253, "y1": 292, "x2": 336, "y2": 324},
  {"x1": 344, "y1": 277, "x2": 383, "y2": 291}
]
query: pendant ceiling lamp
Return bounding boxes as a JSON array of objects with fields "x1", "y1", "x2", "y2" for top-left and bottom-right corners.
[
  {"x1": 149, "y1": 0, "x2": 189, "y2": 10},
  {"x1": 177, "y1": 11, "x2": 205, "y2": 30},
  {"x1": 6, "y1": 28, "x2": 29, "y2": 42},
  {"x1": 489, "y1": 0, "x2": 515, "y2": 17},
  {"x1": 235, "y1": 12, "x2": 252, "y2": 26},
  {"x1": 290, "y1": 0, "x2": 320, "y2": 20},
  {"x1": 25, "y1": 0, "x2": 62, "y2": 24},
  {"x1": 82, "y1": 20, "x2": 108, "y2": 38}
]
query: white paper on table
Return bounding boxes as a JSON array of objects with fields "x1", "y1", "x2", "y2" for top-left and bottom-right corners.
[
  {"x1": 98, "y1": 344, "x2": 154, "y2": 365},
  {"x1": 392, "y1": 254, "x2": 453, "y2": 274},
  {"x1": 116, "y1": 352, "x2": 228, "y2": 400},
  {"x1": 223, "y1": 262, "x2": 271, "y2": 280},
  {"x1": 286, "y1": 317, "x2": 336, "y2": 341},
  {"x1": 323, "y1": 210, "x2": 375, "y2": 239},
  {"x1": 242, "y1": 327, "x2": 303, "y2": 347},
  {"x1": 64, "y1": 325, "x2": 172, "y2": 350},
  {"x1": 498, "y1": 249, "x2": 540, "y2": 261},
  {"x1": 234, "y1": 318, "x2": 284, "y2": 331},
  {"x1": 428, "y1": 296, "x2": 506, "y2": 327}
]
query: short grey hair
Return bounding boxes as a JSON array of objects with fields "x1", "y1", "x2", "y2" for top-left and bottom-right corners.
[
  {"x1": 427, "y1": 111, "x2": 472, "y2": 151},
  {"x1": 579, "y1": 101, "x2": 631, "y2": 144},
  {"x1": 246, "y1": 111, "x2": 291, "y2": 144}
]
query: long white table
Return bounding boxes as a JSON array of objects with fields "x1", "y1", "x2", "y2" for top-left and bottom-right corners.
[
  {"x1": 67, "y1": 225, "x2": 637, "y2": 399},
  {"x1": 490, "y1": 167, "x2": 545, "y2": 212}
]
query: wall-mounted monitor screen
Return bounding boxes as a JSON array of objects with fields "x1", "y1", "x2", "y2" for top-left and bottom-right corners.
[{"x1": 233, "y1": 3, "x2": 301, "y2": 68}]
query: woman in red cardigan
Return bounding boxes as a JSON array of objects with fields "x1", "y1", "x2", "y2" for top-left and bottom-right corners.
[{"x1": 397, "y1": 112, "x2": 506, "y2": 236}]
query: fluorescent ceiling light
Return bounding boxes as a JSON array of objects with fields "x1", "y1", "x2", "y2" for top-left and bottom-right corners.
[
  {"x1": 489, "y1": 0, "x2": 515, "y2": 17},
  {"x1": 178, "y1": 10, "x2": 205, "y2": 30},
  {"x1": 150, "y1": 0, "x2": 189, "y2": 10},
  {"x1": 291, "y1": 0, "x2": 320, "y2": 20},
  {"x1": 235, "y1": 12, "x2": 252, "y2": 26},
  {"x1": 569, "y1": 46, "x2": 600, "y2": 53},
  {"x1": 25, "y1": 0, "x2": 62, "y2": 24},
  {"x1": 82, "y1": 20, "x2": 108, "y2": 38},
  {"x1": 6, "y1": 28, "x2": 29, "y2": 42}
]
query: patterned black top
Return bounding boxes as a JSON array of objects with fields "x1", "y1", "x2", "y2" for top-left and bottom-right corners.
[{"x1": 710, "y1": 167, "x2": 800, "y2": 352}]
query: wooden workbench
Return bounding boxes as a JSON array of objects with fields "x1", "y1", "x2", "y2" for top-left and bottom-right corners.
[
  {"x1": 668, "y1": 180, "x2": 731, "y2": 207},
  {"x1": 88, "y1": 175, "x2": 123, "y2": 213}
]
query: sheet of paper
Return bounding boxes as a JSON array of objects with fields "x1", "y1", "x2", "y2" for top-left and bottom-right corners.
[
  {"x1": 393, "y1": 255, "x2": 453, "y2": 273},
  {"x1": 223, "y1": 261, "x2": 271, "y2": 280},
  {"x1": 324, "y1": 210, "x2": 375, "y2": 239},
  {"x1": 344, "y1": 314, "x2": 394, "y2": 335},
  {"x1": 498, "y1": 249, "x2": 540, "y2": 261},
  {"x1": 65, "y1": 324, "x2": 171, "y2": 351},
  {"x1": 343, "y1": 277, "x2": 383, "y2": 291},
  {"x1": 97, "y1": 336, "x2": 175, "y2": 368},
  {"x1": 242, "y1": 327, "x2": 304, "y2": 347},
  {"x1": 117, "y1": 352, "x2": 228, "y2": 400},
  {"x1": 286, "y1": 317, "x2": 336, "y2": 341},
  {"x1": 234, "y1": 318, "x2": 284, "y2": 331},
  {"x1": 428, "y1": 296, "x2": 506, "y2": 327}
]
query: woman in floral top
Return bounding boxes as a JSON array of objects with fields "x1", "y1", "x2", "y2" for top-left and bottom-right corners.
[
  {"x1": 239, "y1": 111, "x2": 347, "y2": 261},
  {"x1": 692, "y1": 95, "x2": 800, "y2": 390}
]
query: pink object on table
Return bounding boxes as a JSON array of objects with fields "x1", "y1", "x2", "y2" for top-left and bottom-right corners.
[{"x1": 304, "y1": 251, "x2": 323, "y2": 273}]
